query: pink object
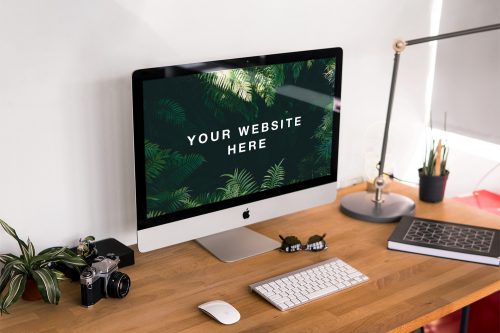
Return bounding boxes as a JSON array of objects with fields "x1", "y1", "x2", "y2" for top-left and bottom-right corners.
[{"x1": 453, "y1": 190, "x2": 500, "y2": 216}]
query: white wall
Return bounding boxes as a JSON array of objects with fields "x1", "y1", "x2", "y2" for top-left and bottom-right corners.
[
  {"x1": 432, "y1": 0, "x2": 500, "y2": 145},
  {"x1": 430, "y1": 0, "x2": 500, "y2": 198},
  {"x1": 0, "y1": 0, "x2": 434, "y2": 254}
]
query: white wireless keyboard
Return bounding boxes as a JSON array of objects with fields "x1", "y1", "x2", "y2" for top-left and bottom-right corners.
[{"x1": 249, "y1": 258, "x2": 369, "y2": 311}]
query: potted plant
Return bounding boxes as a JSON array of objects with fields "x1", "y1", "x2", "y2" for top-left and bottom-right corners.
[
  {"x1": 0, "y1": 219, "x2": 87, "y2": 314},
  {"x1": 419, "y1": 139, "x2": 449, "y2": 202}
]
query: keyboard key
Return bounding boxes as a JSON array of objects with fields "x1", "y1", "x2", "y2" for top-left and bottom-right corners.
[{"x1": 307, "y1": 285, "x2": 339, "y2": 300}]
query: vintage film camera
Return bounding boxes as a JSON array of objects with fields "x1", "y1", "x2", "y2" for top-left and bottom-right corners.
[{"x1": 80, "y1": 254, "x2": 131, "y2": 307}]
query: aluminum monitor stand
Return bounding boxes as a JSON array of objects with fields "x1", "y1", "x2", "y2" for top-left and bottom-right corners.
[{"x1": 196, "y1": 227, "x2": 280, "y2": 262}]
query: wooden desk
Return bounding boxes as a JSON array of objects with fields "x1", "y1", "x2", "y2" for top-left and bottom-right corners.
[{"x1": 1, "y1": 183, "x2": 499, "y2": 333}]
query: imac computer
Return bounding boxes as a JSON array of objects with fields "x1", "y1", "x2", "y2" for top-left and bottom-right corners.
[{"x1": 132, "y1": 47, "x2": 342, "y2": 261}]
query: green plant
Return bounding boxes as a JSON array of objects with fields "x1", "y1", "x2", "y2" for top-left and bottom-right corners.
[
  {"x1": 422, "y1": 139, "x2": 449, "y2": 176},
  {"x1": 0, "y1": 219, "x2": 87, "y2": 314}
]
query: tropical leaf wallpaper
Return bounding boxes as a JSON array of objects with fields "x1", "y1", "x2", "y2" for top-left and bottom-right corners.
[{"x1": 142, "y1": 58, "x2": 336, "y2": 221}]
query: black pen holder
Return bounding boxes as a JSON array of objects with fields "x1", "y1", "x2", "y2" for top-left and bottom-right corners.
[{"x1": 418, "y1": 168, "x2": 449, "y2": 203}]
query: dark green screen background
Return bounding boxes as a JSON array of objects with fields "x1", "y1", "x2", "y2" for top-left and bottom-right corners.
[{"x1": 142, "y1": 58, "x2": 335, "y2": 218}]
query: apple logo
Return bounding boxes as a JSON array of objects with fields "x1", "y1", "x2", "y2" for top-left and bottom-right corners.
[{"x1": 242, "y1": 208, "x2": 250, "y2": 219}]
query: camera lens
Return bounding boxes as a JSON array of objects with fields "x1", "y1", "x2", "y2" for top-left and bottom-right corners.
[{"x1": 107, "y1": 271, "x2": 131, "y2": 298}]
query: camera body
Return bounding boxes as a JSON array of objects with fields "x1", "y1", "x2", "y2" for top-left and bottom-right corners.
[{"x1": 80, "y1": 254, "x2": 130, "y2": 307}]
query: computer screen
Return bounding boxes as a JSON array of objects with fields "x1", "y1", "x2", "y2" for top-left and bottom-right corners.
[{"x1": 133, "y1": 47, "x2": 342, "y2": 256}]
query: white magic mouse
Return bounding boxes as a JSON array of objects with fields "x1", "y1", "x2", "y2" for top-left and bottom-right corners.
[{"x1": 198, "y1": 300, "x2": 241, "y2": 325}]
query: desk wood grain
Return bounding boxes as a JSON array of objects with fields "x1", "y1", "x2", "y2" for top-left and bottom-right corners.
[{"x1": 1, "y1": 183, "x2": 499, "y2": 333}]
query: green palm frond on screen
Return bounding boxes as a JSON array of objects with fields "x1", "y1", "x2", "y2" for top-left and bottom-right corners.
[
  {"x1": 252, "y1": 65, "x2": 285, "y2": 106},
  {"x1": 146, "y1": 210, "x2": 167, "y2": 218},
  {"x1": 179, "y1": 198, "x2": 201, "y2": 209},
  {"x1": 162, "y1": 152, "x2": 206, "y2": 189},
  {"x1": 144, "y1": 140, "x2": 168, "y2": 183},
  {"x1": 197, "y1": 65, "x2": 286, "y2": 120},
  {"x1": 261, "y1": 159, "x2": 285, "y2": 190},
  {"x1": 145, "y1": 139, "x2": 206, "y2": 215},
  {"x1": 324, "y1": 59, "x2": 336, "y2": 86},
  {"x1": 203, "y1": 84, "x2": 257, "y2": 120},
  {"x1": 314, "y1": 102, "x2": 333, "y2": 162},
  {"x1": 316, "y1": 140, "x2": 332, "y2": 162},
  {"x1": 196, "y1": 192, "x2": 225, "y2": 205},
  {"x1": 218, "y1": 169, "x2": 258, "y2": 199},
  {"x1": 291, "y1": 62, "x2": 304, "y2": 82},
  {"x1": 149, "y1": 187, "x2": 191, "y2": 213},
  {"x1": 156, "y1": 98, "x2": 186, "y2": 127},
  {"x1": 200, "y1": 69, "x2": 253, "y2": 102},
  {"x1": 179, "y1": 192, "x2": 225, "y2": 210},
  {"x1": 144, "y1": 140, "x2": 205, "y2": 187}
]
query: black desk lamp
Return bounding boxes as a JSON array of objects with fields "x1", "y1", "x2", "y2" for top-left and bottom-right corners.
[{"x1": 340, "y1": 23, "x2": 500, "y2": 223}]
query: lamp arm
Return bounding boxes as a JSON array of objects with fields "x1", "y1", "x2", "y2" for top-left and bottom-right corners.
[
  {"x1": 375, "y1": 51, "x2": 400, "y2": 203},
  {"x1": 407, "y1": 23, "x2": 500, "y2": 46}
]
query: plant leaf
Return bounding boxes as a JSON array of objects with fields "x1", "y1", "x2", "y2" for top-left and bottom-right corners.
[
  {"x1": 441, "y1": 145, "x2": 449, "y2": 175},
  {"x1": 47, "y1": 254, "x2": 87, "y2": 268},
  {"x1": 0, "y1": 273, "x2": 27, "y2": 314},
  {"x1": 37, "y1": 246, "x2": 63, "y2": 256},
  {"x1": 31, "y1": 268, "x2": 60, "y2": 305},
  {"x1": 425, "y1": 147, "x2": 434, "y2": 176},
  {"x1": 0, "y1": 264, "x2": 13, "y2": 296},
  {"x1": 0, "y1": 259, "x2": 28, "y2": 297},
  {"x1": 37, "y1": 246, "x2": 74, "y2": 258},
  {"x1": 32, "y1": 248, "x2": 87, "y2": 269},
  {"x1": 31, "y1": 247, "x2": 67, "y2": 267},
  {"x1": 52, "y1": 270, "x2": 66, "y2": 281},
  {"x1": 1, "y1": 259, "x2": 28, "y2": 275},
  {"x1": 0, "y1": 219, "x2": 17, "y2": 240},
  {"x1": 0, "y1": 219, "x2": 29, "y2": 256},
  {"x1": 81, "y1": 236, "x2": 95, "y2": 242},
  {"x1": 27, "y1": 238, "x2": 35, "y2": 261},
  {"x1": 0, "y1": 253, "x2": 19, "y2": 265}
]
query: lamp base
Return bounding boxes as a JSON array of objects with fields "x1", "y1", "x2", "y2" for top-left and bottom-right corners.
[{"x1": 340, "y1": 191, "x2": 415, "y2": 223}]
